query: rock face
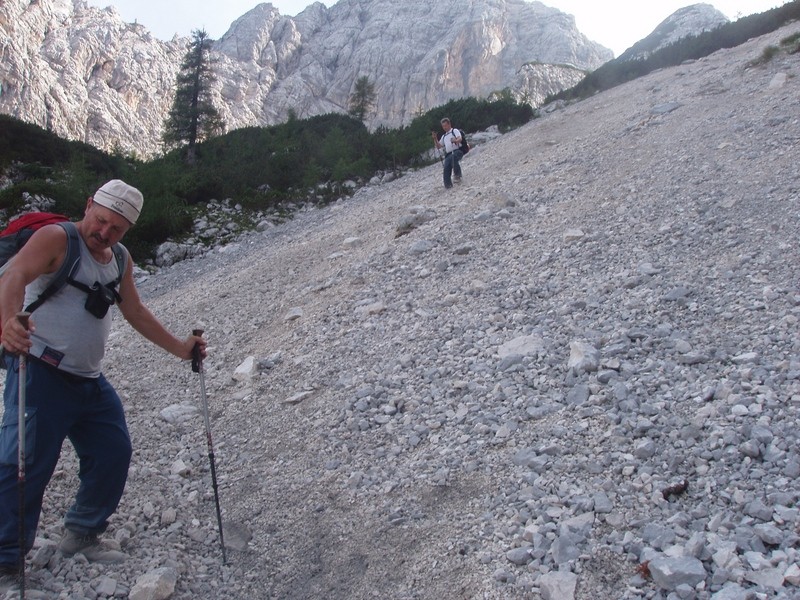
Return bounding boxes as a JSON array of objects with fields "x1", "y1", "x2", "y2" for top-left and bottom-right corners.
[
  {"x1": 0, "y1": 0, "x2": 614, "y2": 157},
  {"x1": 617, "y1": 3, "x2": 729, "y2": 61},
  {"x1": 0, "y1": 0, "x2": 186, "y2": 156},
  {"x1": 3, "y1": 21, "x2": 798, "y2": 600},
  {"x1": 511, "y1": 62, "x2": 589, "y2": 106},
  {"x1": 1, "y1": 1, "x2": 732, "y2": 160}
]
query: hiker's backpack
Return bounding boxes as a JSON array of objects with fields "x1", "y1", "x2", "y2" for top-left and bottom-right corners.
[
  {"x1": 455, "y1": 129, "x2": 470, "y2": 155},
  {"x1": 0, "y1": 213, "x2": 127, "y2": 319}
]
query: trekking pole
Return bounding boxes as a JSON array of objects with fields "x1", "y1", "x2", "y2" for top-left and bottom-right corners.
[
  {"x1": 17, "y1": 311, "x2": 30, "y2": 600},
  {"x1": 191, "y1": 329, "x2": 227, "y2": 564},
  {"x1": 431, "y1": 131, "x2": 443, "y2": 163}
]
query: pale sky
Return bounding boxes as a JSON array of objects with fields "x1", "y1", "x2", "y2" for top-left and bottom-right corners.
[{"x1": 86, "y1": 0, "x2": 787, "y2": 57}]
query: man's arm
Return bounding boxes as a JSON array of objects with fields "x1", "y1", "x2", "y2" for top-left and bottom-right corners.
[
  {"x1": 0, "y1": 225, "x2": 66, "y2": 353},
  {"x1": 116, "y1": 254, "x2": 206, "y2": 361}
]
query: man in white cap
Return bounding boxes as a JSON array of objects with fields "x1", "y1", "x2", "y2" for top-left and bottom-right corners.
[{"x1": 0, "y1": 180, "x2": 206, "y2": 592}]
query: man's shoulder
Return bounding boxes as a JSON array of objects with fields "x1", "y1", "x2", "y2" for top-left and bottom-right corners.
[{"x1": 23, "y1": 222, "x2": 70, "y2": 252}]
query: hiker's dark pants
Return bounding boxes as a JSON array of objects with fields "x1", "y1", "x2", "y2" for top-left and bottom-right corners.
[
  {"x1": 0, "y1": 356, "x2": 132, "y2": 568},
  {"x1": 443, "y1": 149, "x2": 463, "y2": 188}
]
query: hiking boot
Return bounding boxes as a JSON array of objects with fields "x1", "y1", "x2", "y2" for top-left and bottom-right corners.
[
  {"x1": 59, "y1": 530, "x2": 128, "y2": 564},
  {"x1": 454, "y1": 175, "x2": 462, "y2": 184}
]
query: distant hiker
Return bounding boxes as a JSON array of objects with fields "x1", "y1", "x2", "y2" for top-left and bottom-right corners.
[
  {"x1": 432, "y1": 117, "x2": 465, "y2": 189},
  {"x1": 0, "y1": 180, "x2": 206, "y2": 592}
]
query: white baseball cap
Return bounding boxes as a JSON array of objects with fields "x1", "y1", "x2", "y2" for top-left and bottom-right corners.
[{"x1": 92, "y1": 179, "x2": 143, "y2": 225}]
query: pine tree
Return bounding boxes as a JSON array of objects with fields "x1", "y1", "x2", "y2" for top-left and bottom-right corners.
[
  {"x1": 162, "y1": 29, "x2": 224, "y2": 163},
  {"x1": 348, "y1": 76, "x2": 377, "y2": 122}
]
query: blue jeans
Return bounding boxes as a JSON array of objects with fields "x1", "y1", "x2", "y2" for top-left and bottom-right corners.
[
  {"x1": 443, "y1": 149, "x2": 463, "y2": 188},
  {"x1": 0, "y1": 356, "x2": 132, "y2": 567}
]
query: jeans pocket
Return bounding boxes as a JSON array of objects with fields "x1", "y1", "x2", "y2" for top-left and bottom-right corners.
[{"x1": 0, "y1": 406, "x2": 37, "y2": 466}]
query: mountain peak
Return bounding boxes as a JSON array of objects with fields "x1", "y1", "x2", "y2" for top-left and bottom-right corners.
[
  {"x1": 5, "y1": 0, "x2": 731, "y2": 158},
  {"x1": 617, "y1": 3, "x2": 729, "y2": 61}
]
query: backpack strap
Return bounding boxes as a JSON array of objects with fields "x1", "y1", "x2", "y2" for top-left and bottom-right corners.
[
  {"x1": 23, "y1": 222, "x2": 82, "y2": 314},
  {"x1": 22, "y1": 222, "x2": 128, "y2": 313},
  {"x1": 110, "y1": 243, "x2": 128, "y2": 292},
  {"x1": 65, "y1": 230, "x2": 128, "y2": 304}
]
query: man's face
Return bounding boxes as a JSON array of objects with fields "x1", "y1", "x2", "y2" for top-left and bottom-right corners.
[
  {"x1": 84, "y1": 200, "x2": 132, "y2": 250},
  {"x1": 441, "y1": 121, "x2": 451, "y2": 132}
]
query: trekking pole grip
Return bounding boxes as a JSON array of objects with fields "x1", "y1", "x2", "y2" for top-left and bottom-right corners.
[
  {"x1": 191, "y1": 328, "x2": 204, "y2": 373},
  {"x1": 16, "y1": 311, "x2": 31, "y2": 357},
  {"x1": 17, "y1": 311, "x2": 30, "y2": 331}
]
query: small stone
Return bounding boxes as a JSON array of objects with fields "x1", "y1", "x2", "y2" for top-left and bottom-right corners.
[
  {"x1": 539, "y1": 571, "x2": 578, "y2": 600},
  {"x1": 505, "y1": 547, "x2": 531, "y2": 565},
  {"x1": 129, "y1": 568, "x2": 178, "y2": 600},
  {"x1": 648, "y1": 556, "x2": 706, "y2": 590}
]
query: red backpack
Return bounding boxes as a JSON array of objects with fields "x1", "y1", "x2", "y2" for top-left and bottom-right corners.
[{"x1": 0, "y1": 212, "x2": 70, "y2": 238}]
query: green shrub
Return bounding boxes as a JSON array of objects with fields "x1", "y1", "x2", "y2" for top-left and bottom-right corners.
[
  {"x1": 755, "y1": 44, "x2": 781, "y2": 65},
  {"x1": 781, "y1": 31, "x2": 800, "y2": 53},
  {"x1": 2, "y1": 88, "x2": 535, "y2": 260},
  {"x1": 0, "y1": 180, "x2": 85, "y2": 220}
]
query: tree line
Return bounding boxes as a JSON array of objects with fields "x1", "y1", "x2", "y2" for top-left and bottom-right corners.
[
  {"x1": 0, "y1": 30, "x2": 532, "y2": 258},
  {"x1": 161, "y1": 31, "x2": 380, "y2": 164},
  {"x1": 4, "y1": 0, "x2": 796, "y2": 260}
]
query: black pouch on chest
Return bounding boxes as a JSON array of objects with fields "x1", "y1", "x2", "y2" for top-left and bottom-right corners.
[{"x1": 84, "y1": 281, "x2": 118, "y2": 318}]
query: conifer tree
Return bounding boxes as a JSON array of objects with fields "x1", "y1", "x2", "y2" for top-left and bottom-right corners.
[
  {"x1": 162, "y1": 29, "x2": 224, "y2": 163},
  {"x1": 348, "y1": 76, "x2": 377, "y2": 122}
]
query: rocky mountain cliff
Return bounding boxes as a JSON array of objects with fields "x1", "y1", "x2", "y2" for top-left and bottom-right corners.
[
  {"x1": 0, "y1": 0, "x2": 727, "y2": 160},
  {"x1": 618, "y1": 3, "x2": 729, "y2": 61},
  {"x1": 2, "y1": 20, "x2": 798, "y2": 600},
  {"x1": 3, "y1": 0, "x2": 606, "y2": 159}
]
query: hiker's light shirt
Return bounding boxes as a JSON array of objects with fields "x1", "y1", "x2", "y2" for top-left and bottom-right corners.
[
  {"x1": 442, "y1": 129, "x2": 462, "y2": 154},
  {"x1": 25, "y1": 237, "x2": 124, "y2": 378}
]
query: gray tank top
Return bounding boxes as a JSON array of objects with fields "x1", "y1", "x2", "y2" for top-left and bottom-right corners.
[{"x1": 25, "y1": 234, "x2": 126, "y2": 378}]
